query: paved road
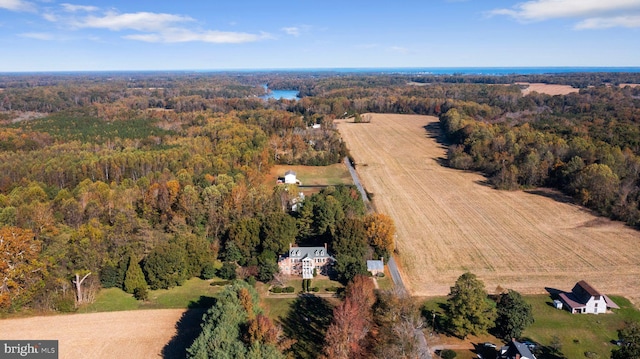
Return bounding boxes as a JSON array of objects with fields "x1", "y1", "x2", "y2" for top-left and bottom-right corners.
[
  {"x1": 343, "y1": 156, "x2": 373, "y2": 212},
  {"x1": 343, "y1": 156, "x2": 431, "y2": 359}
]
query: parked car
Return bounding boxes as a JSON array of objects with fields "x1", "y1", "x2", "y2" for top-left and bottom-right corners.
[
  {"x1": 482, "y1": 342, "x2": 497, "y2": 349},
  {"x1": 522, "y1": 341, "x2": 536, "y2": 350}
]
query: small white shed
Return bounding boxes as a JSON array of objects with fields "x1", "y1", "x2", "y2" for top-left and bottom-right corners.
[{"x1": 284, "y1": 170, "x2": 297, "y2": 184}]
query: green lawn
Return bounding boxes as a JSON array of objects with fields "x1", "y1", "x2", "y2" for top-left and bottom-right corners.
[
  {"x1": 274, "y1": 277, "x2": 344, "y2": 293},
  {"x1": 268, "y1": 164, "x2": 353, "y2": 187},
  {"x1": 421, "y1": 294, "x2": 640, "y2": 359},
  {"x1": 80, "y1": 277, "x2": 224, "y2": 313},
  {"x1": 522, "y1": 295, "x2": 638, "y2": 358}
]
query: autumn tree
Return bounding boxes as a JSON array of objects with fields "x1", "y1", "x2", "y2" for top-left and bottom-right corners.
[
  {"x1": 187, "y1": 281, "x2": 287, "y2": 359},
  {"x1": 364, "y1": 213, "x2": 396, "y2": 259},
  {"x1": 372, "y1": 288, "x2": 424, "y2": 359},
  {"x1": 0, "y1": 227, "x2": 46, "y2": 311},
  {"x1": 446, "y1": 272, "x2": 496, "y2": 338},
  {"x1": 494, "y1": 289, "x2": 534, "y2": 340},
  {"x1": 322, "y1": 275, "x2": 376, "y2": 359}
]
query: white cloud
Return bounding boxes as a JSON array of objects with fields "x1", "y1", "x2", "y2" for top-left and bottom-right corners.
[
  {"x1": 576, "y1": 15, "x2": 640, "y2": 28},
  {"x1": 20, "y1": 32, "x2": 54, "y2": 40},
  {"x1": 0, "y1": 0, "x2": 35, "y2": 12},
  {"x1": 60, "y1": 3, "x2": 98, "y2": 13},
  {"x1": 124, "y1": 28, "x2": 271, "y2": 44},
  {"x1": 489, "y1": 0, "x2": 640, "y2": 29},
  {"x1": 282, "y1": 27, "x2": 300, "y2": 36},
  {"x1": 75, "y1": 11, "x2": 194, "y2": 32},
  {"x1": 39, "y1": 5, "x2": 271, "y2": 44}
]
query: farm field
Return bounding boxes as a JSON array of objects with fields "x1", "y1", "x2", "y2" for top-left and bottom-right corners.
[
  {"x1": 336, "y1": 114, "x2": 640, "y2": 302},
  {"x1": 0, "y1": 309, "x2": 186, "y2": 358},
  {"x1": 516, "y1": 82, "x2": 579, "y2": 95}
]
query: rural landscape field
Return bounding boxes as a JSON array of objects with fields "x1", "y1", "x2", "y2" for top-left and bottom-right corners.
[
  {"x1": 0, "y1": 309, "x2": 186, "y2": 358},
  {"x1": 337, "y1": 114, "x2": 640, "y2": 302}
]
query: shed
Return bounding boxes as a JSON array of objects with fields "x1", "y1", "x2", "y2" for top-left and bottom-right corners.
[
  {"x1": 367, "y1": 259, "x2": 384, "y2": 276},
  {"x1": 284, "y1": 170, "x2": 297, "y2": 184}
]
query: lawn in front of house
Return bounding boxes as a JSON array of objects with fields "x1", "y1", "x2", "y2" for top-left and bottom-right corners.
[
  {"x1": 80, "y1": 277, "x2": 225, "y2": 312},
  {"x1": 421, "y1": 294, "x2": 640, "y2": 359}
]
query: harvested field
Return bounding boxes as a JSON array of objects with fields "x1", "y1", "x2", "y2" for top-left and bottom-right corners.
[
  {"x1": 516, "y1": 82, "x2": 578, "y2": 96},
  {"x1": 336, "y1": 114, "x2": 640, "y2": 302},
  {"x1": 619, "y1": 83, "x2": 640, "y2": 88},
  {"x1": 0, "y1": 309, "x2": 192, "y2": 358}
]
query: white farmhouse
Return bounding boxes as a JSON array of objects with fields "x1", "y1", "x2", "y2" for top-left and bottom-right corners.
[{"x1": 558, "y1": 280, "x2": 619, "y2": 314}]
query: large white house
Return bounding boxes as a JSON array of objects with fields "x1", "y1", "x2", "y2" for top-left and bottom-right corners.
[
  {"x1": 558, "y1": 280, "x2": 619, "y2": 314},
  {"x1": 278, "y1": 244, "x2": 335, "y2": 279}
]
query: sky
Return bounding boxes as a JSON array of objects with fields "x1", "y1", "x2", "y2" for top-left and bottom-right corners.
[{"x1": 1, "y1": 0, "x2": 639, "y2": 71}]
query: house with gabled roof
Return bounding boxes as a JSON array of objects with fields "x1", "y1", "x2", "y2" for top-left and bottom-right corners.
[
  {"x1": 278, "y1": 243, "x2": 335, "y2": 279},
  {"x1": 558, "y1": 280, "x2": 619, "y2": 314},
  {"x1": 499, "y1": 339, "x2": 537, "y2": 359}
]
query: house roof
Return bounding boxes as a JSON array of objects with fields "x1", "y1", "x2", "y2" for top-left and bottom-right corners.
[
  {"x1": 367, "y1": 260, "x2": 384, "y2": 271},
  {"x1": 576, "y1": 280, "x2": 602, "y2": 297},
  {"x1": 287, "y1": 246, "x2": 333, "y2": 260},
  {"x1": 501, "y1": 340, "x2": 536, "y2": 359},
  {"x1": 558, "y1": 292, "x2": 585, "y2": 310},
  {"x1": 285, "y1": 170, "x2": 296, "y2": 176}
]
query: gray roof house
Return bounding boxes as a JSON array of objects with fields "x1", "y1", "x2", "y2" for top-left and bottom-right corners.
[
  {"x1": 278, "y1": 244, "x2": 335, "y2": 279},
  {"x1": 499, "y1": 339, "x2": 536, "y2": 359}
]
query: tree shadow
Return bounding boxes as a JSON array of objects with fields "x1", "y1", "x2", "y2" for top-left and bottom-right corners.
[
  {"x1": 161, "y1": 296, "x2": 215, "y2": 359},
  {"x1": 279, "y1": 294, "x2": 334, "y2": 359},
  {"x1": 423, "y1": 122, "x2": 450, "y2": 147}
]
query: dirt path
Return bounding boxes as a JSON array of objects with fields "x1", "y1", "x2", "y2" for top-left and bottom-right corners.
[
  {"x1": 0, "y1": 309, "x2": 188, "y2": 359},
  {"x1": 336, "y1": 114, "x2": 640, "y2": 302}
]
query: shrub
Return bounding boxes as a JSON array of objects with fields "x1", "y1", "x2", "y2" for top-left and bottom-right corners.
[
  {"x1": 133, "y1": 286, "x2": 149, "y2": 301},
  {"x1": 271, "y1": 287, "x2": 282, "y2": 293},
  {"x1": 210, "y1": 280, "x2": 231, "y2": 286},
  {"x1": 311, "y1": 287, "x2": 319, "y2": 292},
  {"x1": 200, "y1": 261, "x2": 217, "y2": 280},
  {"x1": 284, "y1": 286, "x2": 295, "y2": 293},
  {"x1": 217, "y1": 262, "x2": 237, "y2": 280},
  {"x1": 246, "y1": 276, "x2": 257, "y2": 287},
  {"x1": 441, "y1": 349, "x2": 457, "y2": 359},
  {"x1": 377, "y1": 272, "x2": 385, "y2": 278},
  {"x1": 325, "y1": 286, "x2": 339, "y2": 292}
]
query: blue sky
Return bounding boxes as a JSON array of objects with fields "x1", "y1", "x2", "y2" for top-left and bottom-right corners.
[{"x1": 1, "y1": 0, "x2": 639, "y2": 71}]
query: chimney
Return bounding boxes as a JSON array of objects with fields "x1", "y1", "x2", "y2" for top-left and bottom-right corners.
[
  {"x1": 380, "y1": 257, "x2": 384, "y2": 264},
  {"x1": 324, "y1": 242, "x2": 327, "y2": 250},
  {"x1": 289, "y1": 242, "x2": 292, "y2": 249}
]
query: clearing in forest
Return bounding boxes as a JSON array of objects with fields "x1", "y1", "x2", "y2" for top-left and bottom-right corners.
[
  {"x1": 516, "y1": 82, "x2": 579, "y2": 96},
  {"x1": 337, "y1": 114, "x2": 640, "y2": 302}
]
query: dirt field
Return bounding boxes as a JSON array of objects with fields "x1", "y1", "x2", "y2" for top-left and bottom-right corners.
[
  {"x1": 619, "y1": 83, "x2": 640, "y2": 88},
  {"x1": 0, "y1": 309, "x2": 192, "y2": 358},
  {"x1": 516, "y1": 82, "x2": 579, "y2": 96},
  {"x1": 336, "y1": 114, "x2": 640, "y2": 302}
]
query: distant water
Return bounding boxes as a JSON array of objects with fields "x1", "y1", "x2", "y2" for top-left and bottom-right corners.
[
  {"x1": 237, "y1": 67, "x2": 640, "y2": 75},
  {"x1": 262, "y1": 85, "x2": 299, "y2": 100}
]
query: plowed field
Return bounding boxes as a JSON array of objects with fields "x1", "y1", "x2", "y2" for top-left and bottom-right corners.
[
  {"x1": 337, "y1": 114, "x2": 640, "y2": 302},
  {"x1": 0, "y1": 309, "x2": 186, "y2": 358}
]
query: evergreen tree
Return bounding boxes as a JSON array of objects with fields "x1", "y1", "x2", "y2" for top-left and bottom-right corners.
[{"x1": 123, "y1": 255, "x2": 147, "y2": 294}]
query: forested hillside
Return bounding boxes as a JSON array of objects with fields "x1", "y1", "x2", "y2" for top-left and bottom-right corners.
[{"x1": 1, "y1": 71, "x2": 639, "y2": 358}]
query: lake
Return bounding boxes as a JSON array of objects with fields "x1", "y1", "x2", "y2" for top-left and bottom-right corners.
[{"x1": 262, "y1": 85, "x2": 299, "y2": 100}]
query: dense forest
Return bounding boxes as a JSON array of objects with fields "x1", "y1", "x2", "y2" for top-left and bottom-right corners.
[{"x1": 1, "y1": 71, "x2": 639, "y2": 357}]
